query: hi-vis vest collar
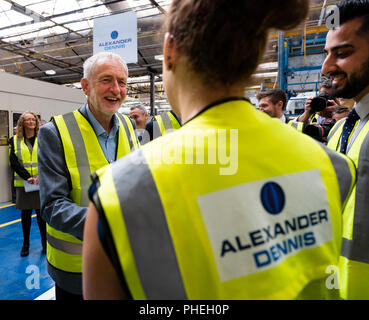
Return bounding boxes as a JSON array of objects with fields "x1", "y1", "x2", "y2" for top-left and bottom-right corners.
[
  {"x1": 94, "y1": 99, "x2": 355, "y2": 299},
  {"x1": 13, "y1": 136, "x2": 38, "y2": 187}
]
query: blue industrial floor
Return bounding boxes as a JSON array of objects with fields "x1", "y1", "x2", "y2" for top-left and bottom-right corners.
[{"x1": 0, "y1": 202, "x2": 54, "y2": 300}]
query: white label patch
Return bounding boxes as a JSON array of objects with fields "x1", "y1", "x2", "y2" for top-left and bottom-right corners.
[{"x1": 197, "y1": 170, "x2": 332, "y2": 282}]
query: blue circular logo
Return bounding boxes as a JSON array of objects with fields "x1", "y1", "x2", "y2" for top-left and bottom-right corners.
[
  {"x1": 111, "y1": 31, "x2": 119, "y2": 39},
  {"x1": 260, "y1": 182, "x2": 285, "y2": 215}
]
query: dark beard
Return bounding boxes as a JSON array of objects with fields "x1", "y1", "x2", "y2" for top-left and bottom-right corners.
[{"x1": 331, "y1": 60, "x2": 369, "y2": 99}]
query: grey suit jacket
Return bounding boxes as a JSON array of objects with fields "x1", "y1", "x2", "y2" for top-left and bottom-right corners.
[
  {"x1": 38, "y1": 104, "x2": 89, "y2": 294},
  {"x1": 38, "y1": 104, "x2": 137, "y2": 294}
]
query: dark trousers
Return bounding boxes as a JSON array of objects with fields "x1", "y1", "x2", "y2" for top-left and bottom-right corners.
[
  {"x1": 55, "y1": 285, "x2": 83, "y2": 301},
  {"x1": 21, "y1": 209, "x2": 46, "y2": 249}
]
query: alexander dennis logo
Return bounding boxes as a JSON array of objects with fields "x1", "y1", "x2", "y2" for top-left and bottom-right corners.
[
  {"x1": 99, "y1": 31, "x2": 132, "y2": 51},
  {"x1": 260, "y1": 182, "x2": 285, "y2": 215},
  {"x1": 111, "y1": 31, "x2": 118, "y2": 39}
]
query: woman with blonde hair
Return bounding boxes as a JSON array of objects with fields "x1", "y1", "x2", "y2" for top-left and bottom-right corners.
[{"x1": 9, "y1": 111, "x2": 46, "y2": 257}]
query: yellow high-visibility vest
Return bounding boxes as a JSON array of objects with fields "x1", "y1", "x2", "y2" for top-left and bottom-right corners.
[
  {"x1": 46, "y1": 110, "x2": 138, "y2": 273},
  {"x1": 327, "y1": 116, "x2": 369, "y2": 299},
  {"x1": 13, "y1": 136, "x2": 38, "y2": 187},
  {"x1": 309, "y1": 113, "x2": 319, "y2": 123},
  {"x1": 287, "y1": 120, "x2": 304, "y2": 132},
  {"x1": 286, "y1": 113, "x2": 318, "y2": 133},
  {"x1": 327, "y1": 119, "x2": 345, "y2": 151},
  {"x1": 95, "y1": 99, "x2": 355, "y2": 299},
  {"x1": 152, "y1": 111, "x2": 181, "y2": 138}
]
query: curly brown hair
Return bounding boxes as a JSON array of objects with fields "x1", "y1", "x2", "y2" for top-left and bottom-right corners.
[{"x1": 16, "y1": 111, "x2": 40, "y2": 139}]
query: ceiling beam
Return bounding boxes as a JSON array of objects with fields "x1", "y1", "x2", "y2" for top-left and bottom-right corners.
[
  {"x1": 0, "y1": 39, "x2": 83, "y2": 75},
  {"x1": 268, "y1": 25, "x2": 328, "y2": 40},
  {"x1": 0, "y1": 0, "x2": 126, "y2": 32},
  {"x1": 148, "y1": 0, "x2": 167, "y2": 16}
]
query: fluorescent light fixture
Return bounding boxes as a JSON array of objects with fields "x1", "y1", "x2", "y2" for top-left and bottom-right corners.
[
  {"x1": 245, "y1": 85, "x2": 261, "y2": 90},
  {"x1": 253, "y1": 72, "x2": 278, "y2": 78},
  {"x1": 45, "y1": 69, "x2": 56, "y2": 75},
  {"x1": 257, "y1": 62, "x2": 278, "y2": 70}
]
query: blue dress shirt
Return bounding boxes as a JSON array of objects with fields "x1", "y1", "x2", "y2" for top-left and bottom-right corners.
[{"x1": 85, "y1": 104, "x2": 119, "y2": 163}]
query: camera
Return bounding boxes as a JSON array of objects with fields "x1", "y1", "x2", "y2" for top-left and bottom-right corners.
[
  {"x1": 310, "y1": 91, "x2": 333, "y2": 112},
  {"x1": 303, "y1": 118, "x2": 336, "y2": 142}
]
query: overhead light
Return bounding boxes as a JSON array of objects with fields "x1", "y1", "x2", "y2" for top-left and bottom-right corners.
[
  {"x1": 257, "y1": 62, "x2": 278, "y2": 70},
  {"x1": 253, "y1": 72, "x2": 278, "y2": 78},
  {"x1": 33, "y1": 37, "x2": 47, "y2": 45},
  {"x1": 11, "y1": 2, "x2": 45, "y2": 22},
  {"x1": 45, "y1": 70, "x2": 56, "y2": 75}
]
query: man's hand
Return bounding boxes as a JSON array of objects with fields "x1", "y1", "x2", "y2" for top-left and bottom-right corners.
[
  {"x1": 27, "y1": 177, "x2": 36, "y2": 184},
  {"x1": 318, "y1": 99, "x2": 339, "y2": 119},
  {"x1": 27, "y1": 176, "x2": 39, "y2": 184},
  {"x1": 297, "y1": 97, "x2": 314, "y2": 123}
]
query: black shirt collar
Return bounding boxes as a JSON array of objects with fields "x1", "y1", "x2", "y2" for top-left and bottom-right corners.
[{"x1": 184, "y1": 97, "x2": 249, "y2": 125}]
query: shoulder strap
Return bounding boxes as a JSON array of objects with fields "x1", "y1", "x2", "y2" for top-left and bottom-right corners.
[
  {"x1": 115, "y1": 112, "x2": 139, "y2": 151},
  {"x1": 328, "y1": 118, "x2": 345, "y2": 141},
  {"x1": 320, "y1": 143, "x2": 356, "y2": 208}
]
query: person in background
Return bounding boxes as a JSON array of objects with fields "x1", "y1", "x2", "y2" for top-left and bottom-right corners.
[
  {"x1": 324, "y1": 0, "x2": 369, "y2": 300},
  {"x1": 257, "y1": 89, "x2": 289, "y2": 123},
  {"x1": 8, "y1": 111, "x2": 46, "y2": 257},
  {"x1": 129, "y1": 105, "x2": 149, "y2": 143},
  {"x1": 291, "y1": 79, "x2": 339, "y2": 142},
  {"x1": 337, "y1": 97, "x2": 355, "y2": 109},
  {"x1": 83, "y1": 0, "x2": 356, "y2": 300},
  {"x1": 332, "y1": 106, "x2": 350, "y2": 121},
  {"x1": 144, "y1": 110, "x2": 181, "y2": 142},
  {"x1": 256, "y1": 89, "x2": 305, "y2": 131},
  {"x1": 129, "y1": 106, "x2": 148, "y2": 129},
  {"x1": 295, "y1": 79, "x2": 339, "y2": 126},
  {"x1": 38, "y1": 52, "x2": 138, "y2": 300}
]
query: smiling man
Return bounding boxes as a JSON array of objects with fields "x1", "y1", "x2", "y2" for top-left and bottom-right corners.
[
  {"x1": 324, "y1": 0, "x2": 369, "y2": 300},
  {"x1": 37, "y1": 52, "x2": 139, "y2": 300},
  {"x1": 257, "y1": 89, "x2": 289, "y2": 122},
  {"x1": 129, "y1": 105, "x2": 148, "y2": 130}
]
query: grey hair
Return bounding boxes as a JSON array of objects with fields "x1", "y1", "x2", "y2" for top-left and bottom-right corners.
[
  {"x1": 83, "y1": 52, "x2": 128, "y2": 80},
  {"x1": 130, "y1": 105, "x2": 148, "y2": 115}
]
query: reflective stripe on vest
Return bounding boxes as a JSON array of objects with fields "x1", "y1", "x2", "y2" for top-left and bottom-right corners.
[
  {"x1": 287, "y1": 120, "x2": 304, "y2": 132},
  {"x1": 47, "y1": 233, "x2": 82, "y2": 255},
  {"x1": 46, "y1": 225, "x2": 83, "y2": 273},
  {"x1": 96, "y1": 100, "x2": 355, "y2": 299},
  {"x1": 320, "y1": 144, "x2": 355, "y2": 208},
  {"x1": 309, "y1": 114, "x2": 319, "y2": 124},
  {"x1": 116, "y1": 112, "x2": 140, "y2": 150},
  {"x1": 153, "y1": 112, "x2": 181, "y2": 138},
  {"x1": 95, "y1": 150, "x2": 187, "y2": 299},
  {"x1": 327, "y1": 119, "x2": 345, "y2": 150},
  {"x1": 115, "y1": 151, "x2": 186, "y2": 300},
  {"x1": 13, "y1": 136, "x2": 38, "y2": 187},
  {"x1": 47, "y1": 109, "x2": 138, "y2": 274}
]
